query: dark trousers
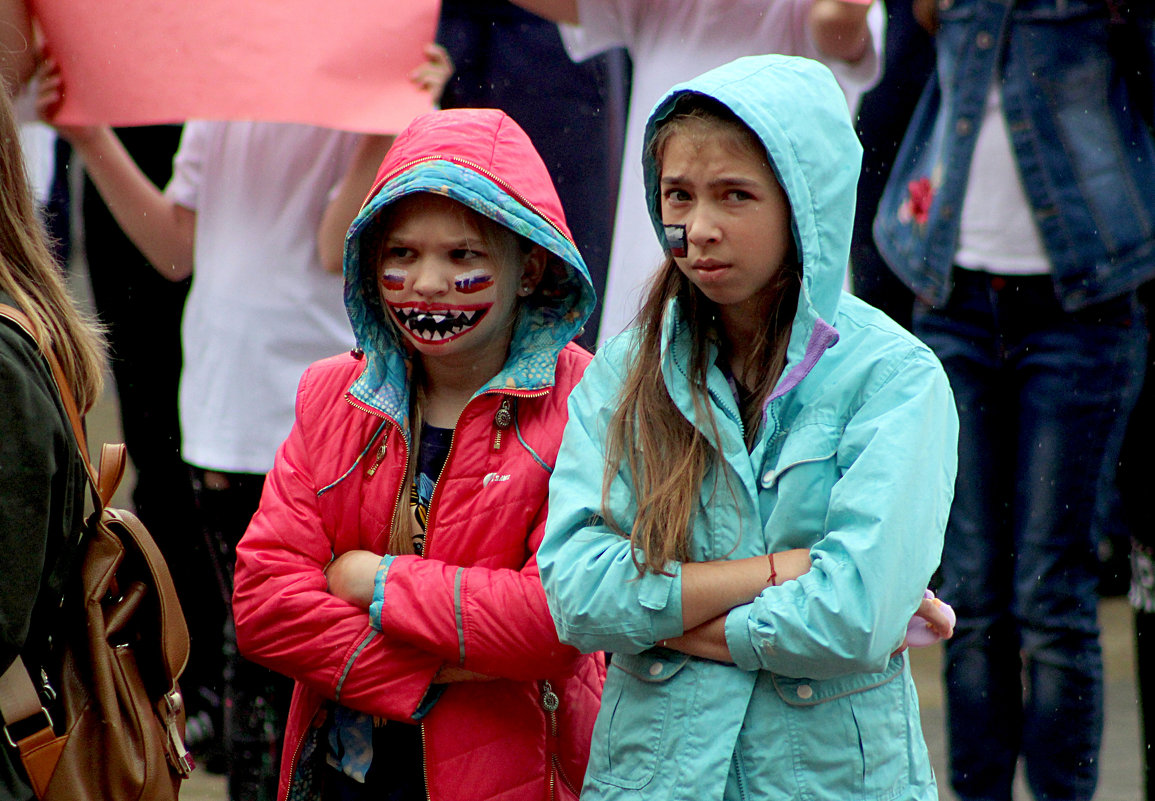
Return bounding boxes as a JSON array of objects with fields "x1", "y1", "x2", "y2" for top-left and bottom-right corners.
[
  {"x1": 917, "y1": 270, "x2": 1147, "y2": 801},
  {"x1": 1118, "y1": 283, "x2": 1155, "y2": 801},
  {"x1": 190, "y1": 468, "x2": 291, "y2": 801}
]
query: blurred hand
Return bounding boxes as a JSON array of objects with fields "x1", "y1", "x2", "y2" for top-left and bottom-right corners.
[
  {"x1": 34, "y1": 57, "x2": 100, "y2": 145},
  {"x1": 913, "y1": 0, "x2": 939, "y2": 34},
  {"x1": 433, "y1": 665, "x2": 498, "y2": 683},
  {"x1": 410, "y1": 43, "x2": 454, "y2": 99}
]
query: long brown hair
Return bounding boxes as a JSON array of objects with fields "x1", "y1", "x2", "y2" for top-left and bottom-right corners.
[
  {"x1": 0, "y1": 89, "x2": 105, "y2": 411},
  {"x1": 603, "y1": 96, "x2": 801, "y2": 574}
]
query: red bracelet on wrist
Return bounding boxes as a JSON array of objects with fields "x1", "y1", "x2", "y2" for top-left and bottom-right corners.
[{"x1": 767, "y1": 552, "x2": 777, "y2": 586}]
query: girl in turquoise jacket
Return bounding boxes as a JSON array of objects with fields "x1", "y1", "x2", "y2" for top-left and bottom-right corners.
[{"x1": 540, "y1": 55, "x2": 959, "y2": 801}]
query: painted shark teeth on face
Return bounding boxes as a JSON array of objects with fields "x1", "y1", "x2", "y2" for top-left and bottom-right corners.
[{"x1": 388, "y1": 303, "x2": 492, "y2": 343}]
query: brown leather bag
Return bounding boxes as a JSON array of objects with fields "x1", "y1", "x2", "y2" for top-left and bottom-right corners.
[{"x1": 0, "y1": 304, "x2": 194, "y2": 800}]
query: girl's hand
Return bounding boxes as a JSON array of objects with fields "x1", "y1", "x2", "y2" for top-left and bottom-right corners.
[
  {"x1": 772, "y1": 547, "x2": 812, "y2": 584},
  {"x1": 34, "y1": 57, "x2": 101, "y2": 146},
  {"x1": 410, "y1": 43, "x2": 454, "y2": 99},
  {"x1": 434, "y1": 665, "x2": 498, "y2": 683},
  {"x1": 896, "y1": 590, "x2": 956, "y2": 654},
  {"x1": 325, "y1": 550, "x2": 382, "y2": 609}
]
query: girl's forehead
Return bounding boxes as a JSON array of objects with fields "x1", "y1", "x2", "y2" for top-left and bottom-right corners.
[
  {"x1": 659, "y1": 122, "x2": 769, "y2": 175},
  {"x1": 382, "y1": 193, "x2": 484, "y2": 239}
]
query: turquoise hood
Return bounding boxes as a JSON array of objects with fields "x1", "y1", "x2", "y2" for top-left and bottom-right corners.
[
  {"x1": 340, "y1": 109, "x2": 596, "y2": 435},
  {"x1": 642, "y1": 54, "x2": 863, "y2": 394}
]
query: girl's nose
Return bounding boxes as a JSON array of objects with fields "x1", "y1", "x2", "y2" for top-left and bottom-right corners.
[
  {"x1": 686, "y1": 210, "x2": 721, "y2": 247},
  {"x1": 410, "y1": 260, "x2": 450, "y2": 296}
]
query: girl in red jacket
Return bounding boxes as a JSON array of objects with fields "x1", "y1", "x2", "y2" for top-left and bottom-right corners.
[{"x1": 232, "y1": 108, "x2": 603, "y2": 801}]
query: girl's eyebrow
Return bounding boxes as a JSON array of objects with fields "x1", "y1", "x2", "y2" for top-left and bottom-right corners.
[
  {"x1": 384, "y1": 233, "x2": 485, "y2": 250},
  {"x1": 660, "y1": 175, "x2": 761, "y2": 189}
]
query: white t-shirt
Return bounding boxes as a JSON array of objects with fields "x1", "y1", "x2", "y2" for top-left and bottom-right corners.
[
  {"x1": 13, "y1": 83, "x2": 57, "y2": 204},
  {"x1": 955, "y1": 85, "x2": 1050, "y2": 275},
  {"x1": 562, "y1": 0, "x2": 884, "y2": 342},
  {"x1": 165, "y1": 121, "x2": 359, "y2": 474}
]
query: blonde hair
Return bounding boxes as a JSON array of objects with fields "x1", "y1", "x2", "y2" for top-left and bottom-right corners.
[
  {"x1": 0, "y1": 89, "x2": 105, "y2": 411},
  {"x1": 603, "y1": 96, "x2": 800, "y2": 574}
]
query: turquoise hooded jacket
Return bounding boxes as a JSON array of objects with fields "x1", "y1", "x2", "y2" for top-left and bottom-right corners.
[{"x1": 540, "y1": 55, "x2": 960, "y2": 800}]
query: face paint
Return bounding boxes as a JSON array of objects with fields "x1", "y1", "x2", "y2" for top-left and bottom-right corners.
[
  {"x1": 386, "y1": 301, "x2": 493, "y2": 344},
  {"x1": 663, "y1": 223, "x2": 687, "y2": 258},
  {"x1": 380, "y1": 269, "x2": 406, "y2": 292},
  {"x1": 454, "y1": 269, "x2": 495, "y2": 294}
]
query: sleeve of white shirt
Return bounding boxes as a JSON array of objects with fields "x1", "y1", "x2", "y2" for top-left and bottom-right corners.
[
  {"x1": 558, "y1": 0, "x2": 632, "y2": 63},
  {"x1": 163, "y1": 121, "x2": 208, "y2": 211}
]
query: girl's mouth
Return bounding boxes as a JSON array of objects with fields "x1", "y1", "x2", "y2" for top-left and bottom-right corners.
[{"x1": 388, "y1": 303, "x2": 491, "y2": 343}]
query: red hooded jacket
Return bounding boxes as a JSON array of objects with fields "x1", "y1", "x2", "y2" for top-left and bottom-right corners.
[{"x1": 233, "y1": 108, "x2": 604, "y2": 801}]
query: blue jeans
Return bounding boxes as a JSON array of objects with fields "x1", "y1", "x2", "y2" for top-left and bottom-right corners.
[{"x1": 914, "y1": 269, "x2": 1147, "y2": 801}]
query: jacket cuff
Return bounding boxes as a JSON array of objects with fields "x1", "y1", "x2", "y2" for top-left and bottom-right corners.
[
  {"x1": 725, "y1": 603, "x2": 764, "y2": 672},
  {"x1": 368, "y1": 554, "x2": 397, "y2": 631},
  {"x1": 413, "y1": 683, "x2": 445, "y2": 721},
  {"x1": 639, "y1": 564, "x2": 685, "y2": 642}
]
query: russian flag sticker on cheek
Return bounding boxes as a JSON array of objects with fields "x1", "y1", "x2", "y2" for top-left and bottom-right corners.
[
  {"x1": 663, "y1": 224, "x2": 687, "y2": 258},
  {"x1": 380, "y1": 270, "x2": 406, "y2": 292},
  {"x1": 454, "y1": 269, "x2": 495, "y2": 294}
]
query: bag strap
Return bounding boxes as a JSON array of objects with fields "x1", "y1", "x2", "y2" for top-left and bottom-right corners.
[
  {"x1": 1, "y1": 302, "x2": 190, "y2": 680},
  {"x1": 0, "y1": 303, "x2": 191, "y2": 789},
  {"x1": 0, "y1": 658, "x2": 65, "y2": 797}
]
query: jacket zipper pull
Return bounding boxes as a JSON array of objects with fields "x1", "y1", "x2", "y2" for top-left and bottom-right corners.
[
  {"x1": 365, "y1": 435, "x2": 388, "y2": 479},
  {"x1": 492, "y1": 397, "x2": 513, "y2": 452},
  {"x1": 540, "y1": 680, "x2": 559, "y2": 713}
]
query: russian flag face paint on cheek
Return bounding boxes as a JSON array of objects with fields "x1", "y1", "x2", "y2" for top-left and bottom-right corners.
[
  {"x1": 454, "y1": 269, "x2": 495, "y2": 294},
  {"x1": 380, "y1": 270, "x2": 406, "y2": 292}
]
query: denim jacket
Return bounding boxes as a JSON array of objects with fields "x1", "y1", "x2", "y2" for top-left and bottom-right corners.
[{"x1": 874, "y1": 0, "x2": 1155, "y2": 311}]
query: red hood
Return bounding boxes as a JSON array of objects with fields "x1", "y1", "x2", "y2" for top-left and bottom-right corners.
[{"x1": 367, "y1": 108, "x2": 573, "y2": 242}]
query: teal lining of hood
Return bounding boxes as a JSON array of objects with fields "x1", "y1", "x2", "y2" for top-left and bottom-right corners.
[{"x1": 341, "y1": 160, "x2": 595, "y2": 437}]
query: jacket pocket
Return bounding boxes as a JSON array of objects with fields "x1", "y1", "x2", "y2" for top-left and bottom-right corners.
[
  {"x1": 760, "y1": 422, "x2": 840, "y2": 488},
  {"x1": 772, "y1": 657, "x2": 916, "y2": 799},
  {"x1": 759, "y1": 423, "x2": 841, "y2": 542},
  {"x1": 585, "y1": 650, "x2": 690, "y2": 790}
]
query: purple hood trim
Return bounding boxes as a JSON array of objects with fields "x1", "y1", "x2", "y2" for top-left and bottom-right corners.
[{"x1": 767, "y1": 318, "x2": 839, "y2": 403}]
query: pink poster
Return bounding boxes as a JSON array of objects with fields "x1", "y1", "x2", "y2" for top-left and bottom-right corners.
[{"x1": 30, "y1": 0, "x2": 440, "y2": 133}]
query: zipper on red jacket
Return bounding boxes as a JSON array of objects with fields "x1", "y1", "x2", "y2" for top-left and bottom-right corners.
[
  {"x1": 365, "y1": 433, "x2": 389, "y2": 478},
  {"x1": 366, "y1": 155, "x2": 574, "y2": 247},
  {"x1": 541, "y1": 680, "x2": 578, "y2": 799},
  {"x1": 491, "y1": 396, "x2": 514, "y2": 452},
  {"x1": 421, "y1": 723, "x2": 431, "y2": 801}
]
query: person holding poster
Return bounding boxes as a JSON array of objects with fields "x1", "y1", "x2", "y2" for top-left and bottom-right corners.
[{"x1": 231, "y1": 107, "x2": 605, "y2": 801}]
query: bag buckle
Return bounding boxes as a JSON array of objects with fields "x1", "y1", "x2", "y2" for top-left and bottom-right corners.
[
  {"x1": 162, "y1": 688, "x2": 195, "y2": 777},
  {"x1": 3, "y1": 707, "x2": 53, "y2": 749}
]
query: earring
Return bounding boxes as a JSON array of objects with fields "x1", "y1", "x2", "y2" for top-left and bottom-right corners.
[{"x1": 518, "y1": 283, "x2": 532, "y2": 297}]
